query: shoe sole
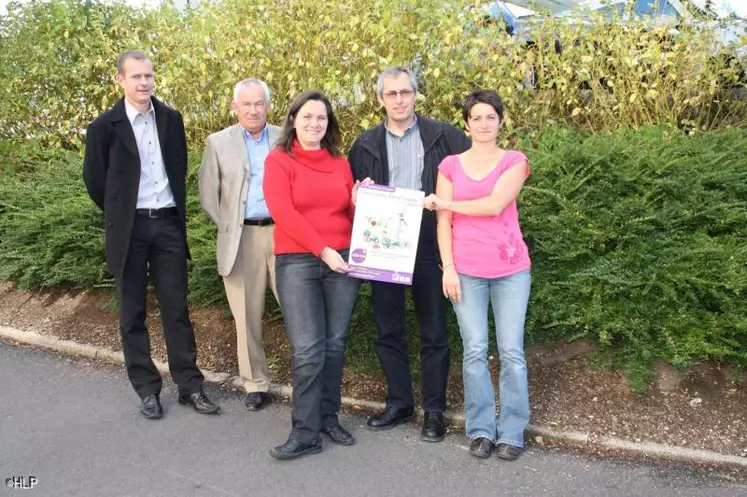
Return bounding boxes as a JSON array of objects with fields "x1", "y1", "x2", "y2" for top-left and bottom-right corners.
[
  {"x1": 269, "y1": 445, "x2": 323, "y2": 460},
  {"x1": 365, "y1": 415, "x2": 414, "y2": 432},
  {"x1": 140, "y1": 410, "x2": 162, "y2": 420},
  {"x1": 178, "y1": 398, "x2": 221, "y2": 414}
]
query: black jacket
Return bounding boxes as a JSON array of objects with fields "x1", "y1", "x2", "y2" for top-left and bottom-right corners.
[
  {"x1": 348, "y1": 114, "x2": 470, "y2": 262},
  {"x1": 82, "y1": 97, "x2": 190, "y2": 279}
]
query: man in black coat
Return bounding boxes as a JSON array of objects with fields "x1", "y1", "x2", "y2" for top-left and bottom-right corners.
[
  {"x1": 348, "y1": 66, "x2": 470, "y2": 442},
  {"x1": 83, "y1": 50, "x2": 219, "y2": 419}
]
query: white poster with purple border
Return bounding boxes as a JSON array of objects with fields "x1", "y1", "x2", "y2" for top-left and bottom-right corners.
[{"x1": 348, "y1": 184, "x2": 424, "y2": 285}]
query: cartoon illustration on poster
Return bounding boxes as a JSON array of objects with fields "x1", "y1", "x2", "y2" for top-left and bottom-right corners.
[{"x1": 348, "y1": 185, "x2": 424, "y2": 285}]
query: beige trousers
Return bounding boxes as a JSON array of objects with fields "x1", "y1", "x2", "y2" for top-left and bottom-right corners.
[{"x1": 223, "y1": 224, "x2": 277, "y2": 393}]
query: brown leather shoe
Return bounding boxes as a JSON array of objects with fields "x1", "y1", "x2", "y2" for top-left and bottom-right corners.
[
  {"x1": 495, "y1": 443, "x2": 524, "y2": 461},
  {"x1": 470, "y1": 437, "x2": 494, "y2": 458}
]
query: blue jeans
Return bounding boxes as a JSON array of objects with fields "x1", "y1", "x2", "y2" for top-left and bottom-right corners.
[
  {"x1": 451, "y1": 270, "x2": 531, "y2": 447},
  {"x1": 275, "y1": 250, "x2": 361, "y2": 444}
]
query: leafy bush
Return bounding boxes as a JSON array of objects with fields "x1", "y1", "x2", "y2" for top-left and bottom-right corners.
[
  {"x1": 520, "y1": 126, "x2": 747, "y2": 389},
  {"x1": 2, "y1": 127, "x2": 745, "y2": 389},
  {"x1": 0, "y1": 145, "x2": 110, "y2": 288},
  {"x1": 0, "y1": 0, "x2": 745, "y2": 150},
  {"x1": 1, "y1": 0, "x2": 744, "y2": 387}
]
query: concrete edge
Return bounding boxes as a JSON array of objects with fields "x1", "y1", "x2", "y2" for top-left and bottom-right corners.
[{"x1": 1, "y1": 325, "x2": 745, "y2": 469}]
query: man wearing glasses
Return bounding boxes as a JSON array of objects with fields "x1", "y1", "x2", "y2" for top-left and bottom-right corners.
[
  {"x1": 198, "y1": 78, "x2": 280, "y2": 412},
  {"x1": 348, "y1": 66, "x2": 470, "y2": 442}
]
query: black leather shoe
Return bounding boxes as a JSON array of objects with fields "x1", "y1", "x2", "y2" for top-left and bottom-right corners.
[
  {"x1": 244, "y1": 392, "x2": 270, "y2": 411},
  {"x1": 269, "y1": 438, "x2": 323, "y2": 460},
  {"x1": 470, "y1": 437, "x2": 494, "y2": 458},
  {"x1": 140, "y1": 394, "x2": 163, "y2": 419},
  {"x1": 178, "y1": 390, "x2": 220, "y2": 414},
  {"x1": 321, "y1": 424, "x2": 356, "y2": 446},
  {"x1": 366, "y1": 406, "x2": 414, "y2": 431},
  {"x1": 495, "y1": 443, "x2": 524, "y2": 461},
  {"x1": 421, "y1": 411, "x2": 447, "y2": 442}
]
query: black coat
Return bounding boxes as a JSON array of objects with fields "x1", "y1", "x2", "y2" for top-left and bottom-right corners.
[
  {"x1": 348, "y1": 114, "x2": 471, "y2": 262},
  {"x1": 82, "y1": 97, "x2": 190, "y2": 279}
]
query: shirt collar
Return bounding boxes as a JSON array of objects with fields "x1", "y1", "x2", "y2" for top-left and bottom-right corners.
[
  {"x1": 242, "y1": 125, "x2": 269, "y2": 143},
  {"x1": 124, "y1": 98, "x2": 154, "y2": 125},
  {"x1": 385, "y1": 115, "x2": 418, "y2": 138}
]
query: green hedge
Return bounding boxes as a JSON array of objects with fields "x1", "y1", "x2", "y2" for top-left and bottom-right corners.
[
  {"x1": 519, "y1": 126, "x2": 747, "y2": 387},
  {"x1": 2, "y1": 126, "x2": 745, "y2": 389}
]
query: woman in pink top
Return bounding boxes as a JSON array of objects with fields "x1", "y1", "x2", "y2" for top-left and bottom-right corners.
[{"x1": 424, "y1": 89, "x2": 531, "y2": 461}]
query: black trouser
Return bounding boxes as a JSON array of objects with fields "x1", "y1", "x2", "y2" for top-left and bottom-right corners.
[
  {"x1": 115, "y1": 214, "x2": 204, "y2": 398},
  {"x1": 371, "y1": 260, "x2": 450, "y2": 413}
]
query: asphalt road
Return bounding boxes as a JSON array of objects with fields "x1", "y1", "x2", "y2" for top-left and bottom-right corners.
[{"x1": 1, "y1": 339, "x2": 745, "y2": 497}]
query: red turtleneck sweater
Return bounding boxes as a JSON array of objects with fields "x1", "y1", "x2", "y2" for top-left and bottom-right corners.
[{"x1": 263, "y1": 142, "x2": 355, "y2": 257}]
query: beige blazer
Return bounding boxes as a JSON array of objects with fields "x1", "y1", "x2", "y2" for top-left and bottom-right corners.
[{"x1": 198, "y1": 123, "x2": 281, "y2": 276}]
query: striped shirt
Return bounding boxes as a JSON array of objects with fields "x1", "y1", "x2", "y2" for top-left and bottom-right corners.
[
  {"x1": 385, "y1": 117, "x2": 425, "y2": 191},
  {"x1": 124, "y1": 99, "x2": 175, "y2": 210}
]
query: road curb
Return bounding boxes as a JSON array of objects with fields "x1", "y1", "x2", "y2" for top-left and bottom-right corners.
[{"x1": 2, "y1": 325, "x2": 746, "y2": 469}]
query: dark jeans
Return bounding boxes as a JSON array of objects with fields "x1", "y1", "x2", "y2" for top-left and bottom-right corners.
[
  {"x1": 275, "y1": 250, "x2": 361, "y2": 444},
  {"x1": 371, "y1": 260, "x2": 450, "y2": 412},
  {"x1": 115, "y1": 215, "x2": 204, "y2": 398}
]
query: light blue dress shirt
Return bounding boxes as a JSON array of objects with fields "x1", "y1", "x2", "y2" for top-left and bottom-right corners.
[{"x1": 243, "y1": 126, "x2": 271, "y2": 220}]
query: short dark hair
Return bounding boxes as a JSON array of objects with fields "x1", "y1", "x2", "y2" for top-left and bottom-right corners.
[
  {"x1": 117, "y1": 50, "x2": 149, "y2": 75},
  {"x1": 276, "y1": 90, "x2": 341, "y2": 157},
  {"x1": 462, "y1": 89, "x2": 505, "y2": 123}
]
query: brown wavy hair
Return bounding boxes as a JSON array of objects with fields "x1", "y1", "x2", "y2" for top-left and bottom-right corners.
[{"x1": 275, "y1": 90, "x2": 341, "y2": 157}]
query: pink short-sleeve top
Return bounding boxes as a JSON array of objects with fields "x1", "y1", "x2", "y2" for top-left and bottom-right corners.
[{"x1": 438, "y1": 150, "x2": 531, "y2": 279}]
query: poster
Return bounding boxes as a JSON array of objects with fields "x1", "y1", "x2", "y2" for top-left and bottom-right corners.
[{"x1": 348, "y1": 184, "x2": 424, "y2": 285}]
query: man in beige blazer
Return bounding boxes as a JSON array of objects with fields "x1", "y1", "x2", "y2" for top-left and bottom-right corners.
[{"x1": 198, "y1": 78, "x2": 280, "y2": 411}]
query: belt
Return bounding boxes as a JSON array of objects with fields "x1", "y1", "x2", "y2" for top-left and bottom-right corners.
[
  {"x1": 135, "y1": 207, "x2": 179, "y2": 219},
  {"x1": 243, "y1": 218, "x2": 274, "y2": 226}
]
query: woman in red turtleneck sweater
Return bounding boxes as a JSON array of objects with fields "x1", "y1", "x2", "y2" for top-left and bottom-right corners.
[{"x1": 263, "y1": 90, "x2": 368, "y2": 460}]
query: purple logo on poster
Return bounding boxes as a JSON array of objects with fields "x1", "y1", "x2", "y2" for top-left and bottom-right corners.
[{"x1": 351, "y1": 248, "x2": 367, "y2": 264}]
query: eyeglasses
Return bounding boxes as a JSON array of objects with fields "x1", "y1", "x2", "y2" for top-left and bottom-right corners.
[{"x1": 382, "y1": 89, "x2": 415, "y2": 101}]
